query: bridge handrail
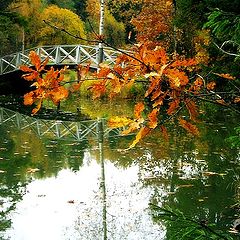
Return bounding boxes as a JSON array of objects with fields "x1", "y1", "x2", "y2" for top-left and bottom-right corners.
[{"x1": 0, "y1": 44, "x2": 131, "y2": 75}]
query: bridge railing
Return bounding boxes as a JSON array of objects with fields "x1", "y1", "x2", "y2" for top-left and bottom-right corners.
[
  {"x1": 0, "y1": 107, "x2": 129, "y2": 142},
  {"x1": 0, "y1": 45, "x2": 124, "y2": 75}
]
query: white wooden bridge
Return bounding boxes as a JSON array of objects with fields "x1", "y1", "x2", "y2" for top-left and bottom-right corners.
[
  {"x1": 0, "y1": 107, "x2": 126, "y2": 142},
  {"x1": 0, "y1": 45, "x2": 121, "y2": 75}
]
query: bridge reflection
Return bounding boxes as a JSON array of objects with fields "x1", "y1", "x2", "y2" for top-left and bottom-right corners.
[{"x1": 0, "y1": 107, "x2": 126, "y2": 141}]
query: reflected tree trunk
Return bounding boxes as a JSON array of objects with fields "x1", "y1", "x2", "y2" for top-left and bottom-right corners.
[{"x1": 98, "y1": 119, "x2": 107, "y2": 240}]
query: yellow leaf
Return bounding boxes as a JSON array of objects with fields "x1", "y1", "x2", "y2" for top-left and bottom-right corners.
[{"x1": 129, "y1": 126, "x2": 151, "y2": 149}]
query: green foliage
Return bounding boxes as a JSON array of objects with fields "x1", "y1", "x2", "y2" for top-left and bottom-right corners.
[
  {"x1": 38, "y1": 5, "x2": 86, "y2": 45},
  {"x1": 107, "y1": 0, "x2": 143, "y2": 42},
  {"x1": 204, "y1": 9, "x2": 240, "y2": 45},
  {"x1": 150, "y1": 204, "x2": 234, "y2": 240},
  {"x1": 0, "y1": 15, "x2": 22, "y2": 56},
  {"x1": 87, "y1": 10, "x2": 126, "y2": 47},
  {"x1": 73, "y1": 0, "x2": 88, "y2": 21},
  {"x1": 226, "y1": 127, "x2": 240, "y2": 148},
  {"x1": 45, "y1": 0, "x2": 75, "y2": 10},
  {"x1": 104, "y1": 11, "x2": 126, "y2": 47}
]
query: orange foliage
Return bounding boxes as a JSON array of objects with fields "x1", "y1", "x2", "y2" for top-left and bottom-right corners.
[
  {"x1": 206, "y1": 81, "x2": 216, "y2": 91},
  {"x1": 131, "y1": 0, "x2": 173, "y2": 43},
  {"x1": 89, "y1": 42, "x2": 203, "y2": 141},
  {"x1": 20, "y1": 51, "x2": 69, "y2": 114},
  {"x1": 21, "y1": 43, "x2": 238, "y2": 147}
]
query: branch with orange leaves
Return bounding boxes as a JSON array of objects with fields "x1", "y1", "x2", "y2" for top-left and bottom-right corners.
[{"x1": 43, "y1": 19, "x2": 151, "y2": 71}]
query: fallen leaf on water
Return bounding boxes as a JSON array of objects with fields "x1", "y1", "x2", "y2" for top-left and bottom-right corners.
[
  {"x1": 27, "y1": 168, "x2": 40, "y2": 173},
  {"x1": 177, "y1": 184, "x2": 194, "y2": 188},
  {"x1": 203, "y1": 171, "x2": 226, "y2": 176}
]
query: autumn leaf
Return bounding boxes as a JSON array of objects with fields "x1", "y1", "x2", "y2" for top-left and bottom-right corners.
[
  {"x1": 170, "y1": 58, "x2": 197, "y2": 68},
  {"x1": 189, "y1": 77, "x2": 204, "y2": 93},
  {"x1": 233, "y1": 97, "x2": 240, "y2": 104},
  {"x1": 22, "y1": 71, "x2": 39, "y2": 81},
  {"x1": 77, "y1": 63, "x2": 91, "y2": 82},
  {"x1": 129, "y1": 126, "x2": 151, "y2": 149},
  {"x1": 134, "y1": 102, "x2": 145, "y2": 119},
  {"x1": 216, "y1": 99, "x2": 228, "y2": 106},
  {"x1": 145, "y1": 76, "x2": 161, "y2": 97},
  {"x1": 214, "y1": 73, "x2": 236, "y2": 80},
  {"x1": 166, "y1": 69, "x2": 189, "y2": 88},
  {"x1": 29, "y1": 51, "x2": 41, "y2": 71},
  {"x1": 50, "y1": 86, "x2": 69, "y2": 105},
  {"x1": 184, "y1": 98, "x2": 199, "y2": 122},
  {"x1": 89, "y1": 81, "x2": 106, "y2": 99},
  {"x1": 148, "y1": 108, "x2": 159, "y2": 129},
  {"x1": 23, "y1": 92, "x2": 35, "y2": 105},
  {"x1": 97, "y1": 64, "x2": 111, "y2": 78},
  {"x1": 121, "y1": 118, "x2": 144, "y2": 135},
  {"x1": 179, "y1": 118, "x2": 199, "y2": 136},
  {"x1": 20, "y1": 65, "x2": 34, "y2": 72},
  {"x1": 167, "y1": 99, "x2": 180, "y2": 115},
  {"x1": 206, "y1": 81, "x2": 216, "y2": 91},
  {"x1": 31, "y1": 100, "x2": 43, "y2": 115}
]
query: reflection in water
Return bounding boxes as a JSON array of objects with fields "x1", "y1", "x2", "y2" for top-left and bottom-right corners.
[{"x1": 0, "y1": 102, "x2": 239, "y2": 239}]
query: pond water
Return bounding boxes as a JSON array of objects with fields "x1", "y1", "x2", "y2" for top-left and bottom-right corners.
[{"x1": 0, "y1": 96, "x2": 239, "y2": 240}]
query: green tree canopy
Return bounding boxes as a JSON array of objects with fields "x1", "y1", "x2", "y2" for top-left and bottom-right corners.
[{"x1": 38, "y1": 5, "x2": 87, "y2": 45}]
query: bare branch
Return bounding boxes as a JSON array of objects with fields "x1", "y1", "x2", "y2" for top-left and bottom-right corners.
[
  {"x1": 214, "y1": 41, "x2": 240, "y2": 57},
  {"x1": 43, "y1": 20, "x2": 100, "y2": 44},
  {"x1": 43, "y1": 19, "x2": 151, "y2": 70}
]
